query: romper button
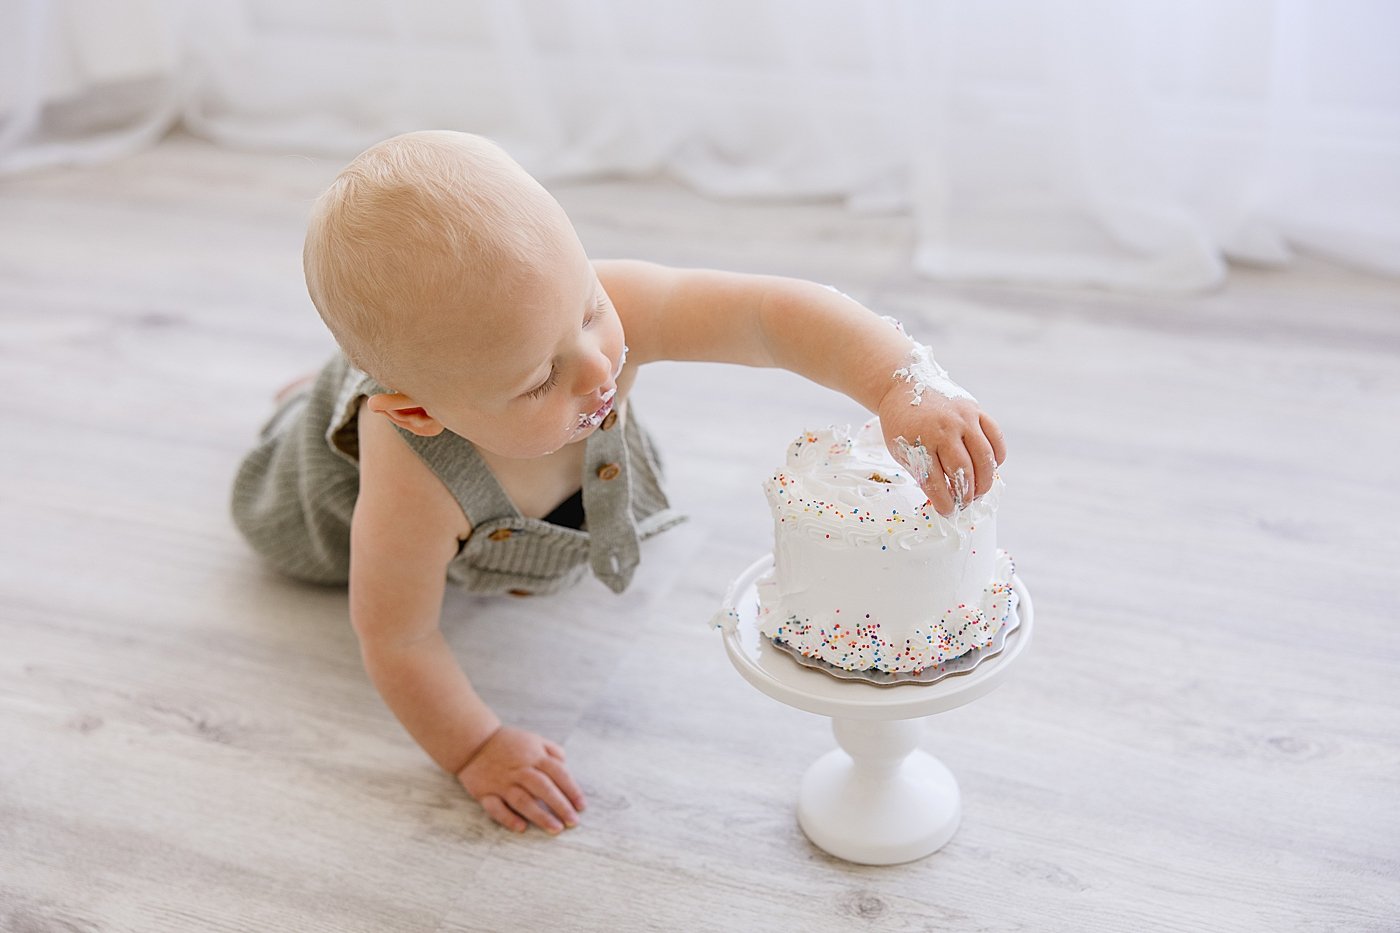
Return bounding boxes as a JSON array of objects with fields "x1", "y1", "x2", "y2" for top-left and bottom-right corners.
[
  {"x1": 600, "y1": 409, "x2": 618, "y2": 431},
  {"x1": 508, "y1": 588, "x2": 532, "y2": 597},
  {"x1": 488, "y1": 528, "x2": 513, "y2": 541},
  {"x1": 596, "y1": 462, "x2": 621, "y2": 481}
]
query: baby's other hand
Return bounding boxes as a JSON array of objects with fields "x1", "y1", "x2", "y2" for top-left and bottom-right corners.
[
  {"x1": 877, "y1": 388, "x2": 1007, "y2": 517},
  {"x1": 457, "y1": 726, "x2": 586, "y2": 835}
]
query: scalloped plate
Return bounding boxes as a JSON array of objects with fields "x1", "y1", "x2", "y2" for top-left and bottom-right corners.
[{"x1": 768, "y1": 588, "x2": 1020, "y2": 686}]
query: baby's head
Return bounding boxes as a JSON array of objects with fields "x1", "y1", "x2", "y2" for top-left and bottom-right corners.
[{"x1": 304, "y1": 131, "x2": 625, "y2": 458}]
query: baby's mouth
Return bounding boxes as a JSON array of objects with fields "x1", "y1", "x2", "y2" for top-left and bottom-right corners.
[{"x1": 575, "y1": 391, "x2": 615, "y2": 432}]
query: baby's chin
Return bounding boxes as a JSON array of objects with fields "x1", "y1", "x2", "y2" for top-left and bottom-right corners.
[
  {"x1": 564, "y1": 420, "x2": 601, "y2": 446},
  {"x1": 476, "y1": 429, "x2": 583, "y2": 460}
]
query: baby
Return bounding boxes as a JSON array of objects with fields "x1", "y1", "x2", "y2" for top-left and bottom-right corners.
[{"x1": 231, "y1": 130, "x2": 1007, "y2": 837}]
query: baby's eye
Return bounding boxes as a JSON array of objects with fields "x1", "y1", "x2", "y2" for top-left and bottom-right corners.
[
  {"x1": 584, "y1": 292, "x2": 609, "y2": 327},
  {"x1": 525, "y1": 366, "x2": 558, "y2": 399}
]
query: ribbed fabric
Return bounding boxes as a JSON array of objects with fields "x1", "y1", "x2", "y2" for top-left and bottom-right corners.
[{"x1": 230, "y1": 351, "x2": 685, "y2": 594}]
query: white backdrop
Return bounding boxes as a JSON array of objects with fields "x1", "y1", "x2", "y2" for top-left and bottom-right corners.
[{"x1": 3, "y1": 0, "x2": 1398, "y2": 291}]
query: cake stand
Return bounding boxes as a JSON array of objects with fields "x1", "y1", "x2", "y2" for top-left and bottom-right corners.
[{"x1": 716, "y1": 554, "x2": 1034, "y2": 866}]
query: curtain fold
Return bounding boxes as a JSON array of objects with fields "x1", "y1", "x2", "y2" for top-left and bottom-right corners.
[{"x1": 3, "y1": 0, "x2": 1397, "y2": 291}]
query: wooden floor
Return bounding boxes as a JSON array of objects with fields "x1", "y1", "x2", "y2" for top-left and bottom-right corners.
[{"x1": 1, "y1": 133, "x2": 1397, "y2": 933}]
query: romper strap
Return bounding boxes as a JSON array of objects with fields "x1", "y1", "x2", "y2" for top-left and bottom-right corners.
[
  {"x1": 581, "y1": 402, "x2": 642, "y2": 593},
  {"x1": 390, "y1": 427, "x2": 517, "y2": 529},
  {"x1": 352, "y1": 371, "x2": 518, "y2": 528}
]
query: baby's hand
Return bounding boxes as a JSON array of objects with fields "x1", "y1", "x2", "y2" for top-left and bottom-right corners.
[
  {"x1": 877, "y1": 371, "x2": 1007, "y2": 517},
  {"x1": 457, "y1": 726, "x2": 586, "y2": 835}
]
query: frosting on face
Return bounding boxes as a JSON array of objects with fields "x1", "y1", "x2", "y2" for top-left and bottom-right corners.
[{"x1": 567, "y1": 344, "x2": 629, "y2": 440}]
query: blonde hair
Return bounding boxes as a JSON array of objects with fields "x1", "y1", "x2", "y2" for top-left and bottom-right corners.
[{"x1": 303, "y1": 130, "x2": 562, "y2": 395}]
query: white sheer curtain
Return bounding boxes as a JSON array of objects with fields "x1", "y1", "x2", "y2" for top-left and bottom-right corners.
[{"x1": 4, "y1": 0, "x2": 1398, "y2": 292}]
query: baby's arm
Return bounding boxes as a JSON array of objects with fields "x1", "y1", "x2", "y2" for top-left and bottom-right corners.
[
  {"x1": 599, "y1": 260, "x2": 1006, "y2": 514},
  {"x1": 351, "y1": 404, "x2": 585, "y2": 834}
]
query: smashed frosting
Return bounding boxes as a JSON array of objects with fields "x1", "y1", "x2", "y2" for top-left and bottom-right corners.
[
  {"x1": 748, "y1": 419, "x2": 1013, "y2": 674},
  {"x1": 892, "y1": 344, "x2": 976, "y2": 405},
  {"x1": 893, "y1": 434, "x2": 934, "y2": 487}
]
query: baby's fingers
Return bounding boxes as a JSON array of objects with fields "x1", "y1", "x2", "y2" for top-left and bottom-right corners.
[
  {"x1": 505, "y1": 786, "x2": 566, "y2": 835},
  {"x1": 894, "y1": 436, "x2": 951, "y2": 515},
  {"x1": 922, "y1": 472, "x2": 955, "y2": 517},
  {"x1": 479, "y1": 793, "x2": 528, "y2": 834},
  {"x1": 936, "y1": 447, "x2": 976, "y2": 516},
  {"x1": 522, "y1": 771, "x2": 580, "y2": 831},
  {"x1": 962, "y1": 430, "x2": 997, "y2": 499},
  {"x1": 539, "y1": 755, "x2": 587, "y2": 814},
  {"x1": 980, "y1": 412, "x2": 1007, "y2": 465}
]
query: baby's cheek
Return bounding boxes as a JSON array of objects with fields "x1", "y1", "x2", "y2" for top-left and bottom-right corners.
[
  {"x1": 526, "y1": 412, "x2": 579, "y2": 457},
  {"x1": 476, "y1": 416, "x2": 558, "y2": 459}
]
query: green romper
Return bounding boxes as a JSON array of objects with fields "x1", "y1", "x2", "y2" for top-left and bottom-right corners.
[{"x1": 230, "y1": 352, "x2": 685, "y2": 595}]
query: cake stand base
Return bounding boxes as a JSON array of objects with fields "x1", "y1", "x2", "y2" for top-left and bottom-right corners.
[
  {"x1": 716, "y1": 554, "x2": 1034, "y2": 866},
  {"x1": 797, "y1": 717, "x2": 959, "y2": 865}
]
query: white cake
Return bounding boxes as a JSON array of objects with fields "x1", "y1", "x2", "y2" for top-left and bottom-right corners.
[{"x1": 755, "y1": 419, "x2": 1015, "y2": 675}]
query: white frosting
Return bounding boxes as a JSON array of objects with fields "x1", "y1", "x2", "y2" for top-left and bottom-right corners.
[
  {"x1": 951, "y1": 466, "x2": 970, "y2": 511},
  {"x1": 754, "y1": 419, "x2": 1013, "y2": 674},
  {"x1": 879, "y1": 314, "x2": 908, "y2": 336},
  {"x1": 893, "y1": 344, "x2": 976, "y2": 405},
  {"x1": 893, "y1": 435, "x2": 934, "y2": 486}
]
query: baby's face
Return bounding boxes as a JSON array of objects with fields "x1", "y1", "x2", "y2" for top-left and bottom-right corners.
[{"x1": 417, "y1": 231, "x2": 627, "y2": 459}]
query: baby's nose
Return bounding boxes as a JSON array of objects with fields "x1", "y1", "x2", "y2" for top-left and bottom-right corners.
[{"x1": 573, "y1": 347, "x2": 613, "y2": 395}]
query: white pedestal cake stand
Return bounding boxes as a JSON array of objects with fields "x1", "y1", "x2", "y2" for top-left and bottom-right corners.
[{"x1": 717, "y1": 554, "x2": 1035, "y2": 866}]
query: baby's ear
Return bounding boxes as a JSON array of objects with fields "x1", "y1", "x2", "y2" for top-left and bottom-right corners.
[{"x1": 364, "y1": 393, "x2": 446, "y2": 437}]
